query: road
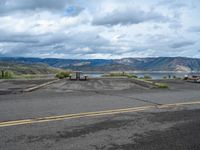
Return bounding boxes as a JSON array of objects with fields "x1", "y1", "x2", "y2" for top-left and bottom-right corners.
[{"x1": 0, "y1": 78, "x2": 200, "y2": 150}]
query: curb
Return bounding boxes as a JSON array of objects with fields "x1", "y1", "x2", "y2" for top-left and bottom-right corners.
[{"x1": 23, "y1": 79, "x2": 60, "y2": 92}]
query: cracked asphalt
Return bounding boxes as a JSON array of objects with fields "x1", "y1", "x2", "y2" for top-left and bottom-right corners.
[{"x1": 0, "y1": 78, "x2": 200, "y2": 150}]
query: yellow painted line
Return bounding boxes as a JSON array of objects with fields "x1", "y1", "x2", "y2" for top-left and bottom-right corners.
[
  {"x1": 0, "y1": 101, "x2": 200, "y2": 128},
  {"x1": 0, "y1": 106, "x2": 154, "y2": 127},
  {"x1": 0, "y1": 108, "x2": 149, "y2": 128},
  {"x1": 157, "y1": 101, "x2": 200, "y2": 108},
  {"x1": 34, "y1": 105, "x2": 154, "y2": 120},
  {"x1": 0, "y1": 106, "x2": 151, "y2": 126}
]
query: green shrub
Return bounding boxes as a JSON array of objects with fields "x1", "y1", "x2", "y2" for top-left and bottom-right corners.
[
  {"x1": 18, "y1": 74, "x2": 41, "y2": 79},
  {"x1": 163, "y1": 76, "x2": 167, "y2": 79},
  {"x1": 127, "y1": 74, "x2": 138, "y2": 78},
  {"x1": 107, "y1": 72, "x2": 138, "y2": 78},
  {"x1": 56, "y1": 71, "x2": 71, "y2": 79},
  {"x1": 0, "y1": 70, "x2": 13, "y2": 79},
  {"x1": 155, "y1": 83, "x2": 168, "y2": 88},
  {"x1": 143, "y1": 74, "x2": 152, "y2": 80},
  {"x1": 140, "y1": 74, "x2": 152, "y2": 80}
]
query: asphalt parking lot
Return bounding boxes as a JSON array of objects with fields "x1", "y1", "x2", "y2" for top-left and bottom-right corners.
[{"x1": 0, "y1": 78, "x2": 200, "y2": 150}]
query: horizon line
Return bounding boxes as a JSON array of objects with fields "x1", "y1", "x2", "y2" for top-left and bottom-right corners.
[{"x1": 0, "y1": 56, "x2": 200, "y2": 60}]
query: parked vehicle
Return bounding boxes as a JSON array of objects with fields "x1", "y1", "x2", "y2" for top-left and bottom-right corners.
[{"x1": 184, "y1": 74, "x2": 200, "y2": 83}]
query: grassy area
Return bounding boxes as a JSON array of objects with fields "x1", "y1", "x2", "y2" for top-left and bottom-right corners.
[
  {"x1": 104, "y1": 72, "x2": 169, "y2": 89},
  {"x1": 0, "y1": 70, "x2": 57, "y2": 80},
  {"x1": 137, "y1": 78, "x2": 169, "y2": 88},
  {"x1": 0, "y1": 62, "x2": 65, "y2": 80},
  {"x1": 0, "y1": 72, "x2": 56, "y2": 80},
  {"x1": 0, "y1": 70, "x2": 14, "y2": 79},
  {"x1": 163, "y1": 76, "x2": 182, "y2": 80},
  {"x1": 105, "y1": 72, "x2": 138, "y2": 78},
  {"x1": 0, "y1": 61, "x2": 62, "y2": 75},
  {"x1": 14, "y1": 74, "x2": 48, "y2": 79},
  {"x1": 154, "y1": 83, "x2": 169, "y2": 88},
  {"x1": 139, "y1": 74, "x2": 152, "y2": 80},
  {"x1": 55, "y1": 71, "x2": 71, "y2": 79}
]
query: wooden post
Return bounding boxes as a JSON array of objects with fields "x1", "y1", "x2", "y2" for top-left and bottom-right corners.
[
  {"x1": 69, "y1": 75, "x2": 72, "y2": 80},
  {"x1": 84, "y1": 75, "x2": 87, "y2": 80},
  {"x1": 76, "y1": 72, "x2": 80, "y2": 80},
  {"x1": 1, "y1": 70, "x2": 4, "y2": 78}
]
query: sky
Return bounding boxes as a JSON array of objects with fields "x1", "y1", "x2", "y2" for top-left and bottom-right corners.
[{"x1": 0, "y1": 0, "x2": 200, "y2": 59}]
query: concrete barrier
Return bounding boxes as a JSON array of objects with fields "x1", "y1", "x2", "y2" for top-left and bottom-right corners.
[{"x1": 23, "y1": 79, "x2": 60, "y2": 92}]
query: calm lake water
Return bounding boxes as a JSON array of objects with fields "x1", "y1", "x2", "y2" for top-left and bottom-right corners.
[{"x1": 85, "y1": 72, "x2": 200, "y2": 79}]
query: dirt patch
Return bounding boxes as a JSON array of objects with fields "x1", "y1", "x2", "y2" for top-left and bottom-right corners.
[
  {"x1": 155, "y1": 79, "x2": 200, "y2": 90},
  {"x1": 0, "y1": 79, "x2": 55, "y2": 95},
  {"x1": 45, "y1": 78, "x2": 154, "y2": 93}
]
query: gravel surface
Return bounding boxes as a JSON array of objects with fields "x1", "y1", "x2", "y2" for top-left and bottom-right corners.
[{"x1": 0, "y1": 79, "x2": 55, "y2": 95}]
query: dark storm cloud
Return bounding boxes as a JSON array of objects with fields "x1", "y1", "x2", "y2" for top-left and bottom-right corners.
[
  {"x1": 0, "y1": 0, "x2": 83, "y2": 16},
  {"x1": 92, "y1": 9, "x2": 168, "y2": 26},
  {"x1": 0, "y1": 30, "x2": 112, "y2": 57},
  {"x1": 0, "y1": 29, "x2": 109, "y2": 47},
  {"x1": 170, "y1": 41, "x2": 195, "y2": 49}
]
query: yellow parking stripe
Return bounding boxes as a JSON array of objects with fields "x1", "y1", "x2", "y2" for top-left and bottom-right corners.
[{"x1": 0, "y1": 101, "x2": 200, "y2": 128}]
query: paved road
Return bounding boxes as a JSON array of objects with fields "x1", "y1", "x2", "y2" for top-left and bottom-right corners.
[{"x1": 0, "y1": 78, "x2": 200, "y2": 149}]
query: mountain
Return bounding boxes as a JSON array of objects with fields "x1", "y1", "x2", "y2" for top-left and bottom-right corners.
[
  {"x1": 0, "y1": 57, "x2": 200, "y2": 72},
  {"x1": 115, "y1": 57, "x2": 200, "y2": 71}
]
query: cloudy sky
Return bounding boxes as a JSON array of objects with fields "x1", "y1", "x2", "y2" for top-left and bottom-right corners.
[{"x1": 0, "y1": 0, "x2": 200, "y2": 59}]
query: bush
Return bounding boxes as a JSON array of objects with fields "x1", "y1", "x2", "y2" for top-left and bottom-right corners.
[
  {"x1": 143, "y1": 74, "x2": 152, "y2": 80},
  {"x1": 56, "y1": 71, "x2": 71, "y2": 79},
  {"x1": 127, "y1": 74, "x2": 138, "y2": 78},
  {"x1": 109, "y1": 72, "x2": 126, "y2": 76},
  {"x1": 107, "y1": 72, "x2": 138, "y2": 78},
  {"x1": 155, "y1": 83, "x2": 169, "y2": 88},
  {"x1": 138, "y1": 75, "x2": 152, "y2": 80},
  {"x1": 163, "y1": 76, "x2": 167, "y2": 79},
  {"x1": 0, "y1": 70, "x2": 13, "y2": 79}
]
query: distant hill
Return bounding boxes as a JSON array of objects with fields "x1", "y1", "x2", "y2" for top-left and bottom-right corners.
[
  {"x1": 115, "y1": 57, "x2": 200, "y2": 72},
  {"x1": 0, "y1": 57, "x2": 200, "y2": 72},
  {"x1": 0, "y1": 61, "x2": 62, "y2": 75}
]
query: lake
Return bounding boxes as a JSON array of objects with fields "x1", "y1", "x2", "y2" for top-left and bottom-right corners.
[{"x1": 85, "y1": 72, "x2": 200, "y2": 79}]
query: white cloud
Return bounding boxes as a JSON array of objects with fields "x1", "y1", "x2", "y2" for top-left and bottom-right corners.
[
  {"x1": 0, "y1": 0, "x2": 200, "y2": 58},
  {"x1": 92, "y1": 8, "x2": 168, "y2": 26}
]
